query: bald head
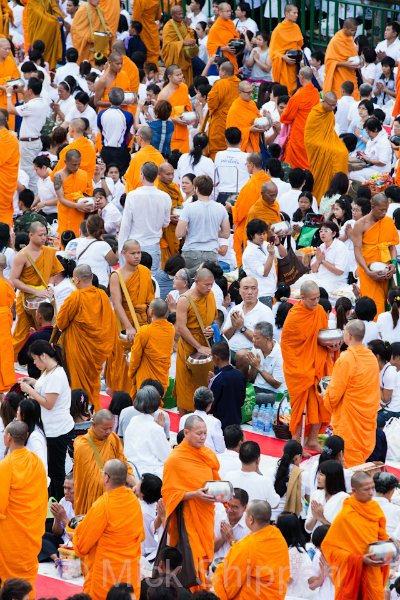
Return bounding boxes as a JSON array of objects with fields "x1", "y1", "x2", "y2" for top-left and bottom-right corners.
[
  {"x1": 240, "y1": 276, "x2": 257, "y2": 288},
  {"x1": 70, "y1": 118, "x2": 86, "y2": 134},
  {"x1": 323, "y1": 91, "x2": 337, "y2": 103},
  {"x1": 247, "y1": 500, "x2": 271, "y2": 526},
  {"x1": 103, "y1": 459, "x2": 127, "y2": 487},
  {"x1": 351, "y1": 471, "x2": 373, "y2": 489},
  {"x1": 138, "y1": 125, "x2": 153, "y2": 143},
  {"x1": 109, "y1": 51, "x2": 122, "y2": 63},
  {"x1": 112, "y1": 40, "x2": 126, "y2": 55},
  {"x1": 122, "y1": 239, "x2": 141, "y2": 252},
  {"x1": 372, "y1": 193, "x2": 389, "y2": 207},
  {"x1": 247, "y1": 152, "x2": 263, "y2": 170},
  {"x1": 219, "y1": 61, "x2": 234, "y2": 76},
  {"x1": 29, "y1": 221, "x2": 47, "y2": 234},
  {"x1": 195, "y1": 267, "x2": 214, "y2": 281},
  {"x1": 261, "y1": 181, "x2": 278, "y2": 202},
  {"x1": 65, "y1": 148, "x2": 81, "y2": 162},
  {"x1": 300, "y1": 280, "x2": 319, "y2": 296},
  {"x1": 299, "y1": 66, "x2": 313, "y2": 81},
  {"x1": 93, "y1": 409, "x2": 113, "y2": 424},
  {"x1": 150, "y1": 298, "x2": 169, "y2": 318},
  {"x1": 343, "y1": 17, "x2": 358, "y2": 30},
  {"x1": 344, "y1": 319, "x2": 365, "y2": 342},
  {"x1": 185, "y1": 415, "x2": 205, "y2": 430},
  {"x1": 219, "y1": 2, "x2": 231, "y2": 16},
  {"x1": 5, "y1": 421, "x2": 28, "y2": 447},
  {"x1": 158, "y1": 162, "x2": 174, "y2": 183},
  {"x1": 73, "y1": 264, "x2": 93, "y2": 281}
]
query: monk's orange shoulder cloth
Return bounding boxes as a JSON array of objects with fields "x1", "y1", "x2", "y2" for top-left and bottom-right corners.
[
  {"x1": 269, "y1": 20, "x2": 303, "y2": 95},
  {"x1": 207, "y1": 17, "x2": 239, "y2": 72},
  {"x1": 226, "y1": 97, "x2": 260, "y2": 153},
  {"x1": 323, "y1": 29, "x2": 359, "y2": 99}
]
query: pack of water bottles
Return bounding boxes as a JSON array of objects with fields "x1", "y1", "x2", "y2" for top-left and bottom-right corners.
[{"x1": 251, "y1": 399, "x2": 291, "y2": 437}]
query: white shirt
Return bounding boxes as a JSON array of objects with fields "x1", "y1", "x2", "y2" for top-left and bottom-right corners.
[
  {"x1": 179, "y1": 409, "x2": 226, "y2": 454},
  {"x1": 75, "y1": 238, "x2": 113, "y2": 287},
  {"x1": 377, "y1": 311, "x2": 400, "y2": 344},
  {"x1": 218, "y1": 233, "x2": 237, "y2": 270},
  {"x1": 373, "y1": 496, "x2": 400, "y2": 536},
  {"x1": 251, "y1": 341, "x2": 286, "y2": 392},
  {"x1": 140, "y1": 499, "x2": 162, "y2": 558},
  {"x1": 365, "y1": 130, "x2": 393, "y2": 173},
  {"x1": 309, "y1": 548, "x2": 335, "y2": 600},
  {"x1": 180, "y1": 199, "x2": 228, "y2": 252},
  {"x1": 119, "y1": 406, "x2": 170, "y2": 440},
  {"x1": 362, "y1": 62, "x2": 378, "y2": 84},
  {"x1": 233, "y1": 17, "x2": 258, "y2": 35},
  {"x1": 376, "y1": 38, "x2": 400, "y2": 63},
  {"x1": 64, "y1": 104, "x2": 98, "y2": 135},
  {"x1": 118, "y1": 186, "x2": 171, "y2": 251},
  {"x1": 214, "y1": 510, "x2": 250, "y2": 559},
  {"x1": 305, "y1": 488, "x2": 349, "y2": 533},
  {"x1": 106, "y1": 178, "x2": 125, "y2": 211},
  {"x1": 214, "y1": 148, "x2": 250, "y2": 193},
  {"x1": 309, "y1": 238, "x2": 349, "y2": 292},
  {"x1": 242, "y1": 241, "x2": 278, "y2": 297},
  {"x1": 225, "y1": 469, "x2": 280, "y2": 507},
  {"x1": 124, "y1": 413, "x2": 171, "y2": 478},
  {"x1": 26, "y1": 426, "x2": 48, "y2": 477},
  {"x1": 286, "y1": 546, "x2": 316, "y2": 599},
  {"x1": 56, "y1": 95, "x2": 76, "y2": 122},
  {"x1": 218, "y1": 449, "x2": 242, "y2": 479},
  {"x1": 176, "y1": 153, "x2": 215, "y2": 184},
  {"x1": 198, "y1": 36, "x2": 209, "y2": 63},
  {"x1": 223, "y1": 300, "x2": 274, "y2": 351},
  {"x1": 1, "y1": 247, "x2": 15, "y2": 279},
  {"x1": 59, "y1": 497, "x2": 75, "y2": 543},
  {"x1": 389, "y1": 370, "x2": 400, "y2": 412},
  {"x1": 54, "y1": 276, "x2": 75, "y2": 310},
  {"x1": 186, "y1": 10, "x2": 208, "y2": 27},
  {"x1": 34, "y1": 366, "x2": 74, "y2": 437},
  {"x1": 101, "y1": 202, "x2": 121, "y2": 235},
  {"x1": 270, "y1": 176, "x2": 291, "y2": 200},
  {"x1": 362, "y1": 319, "x2": 380, "y2": 346},
  {"x1": 37, "y1": 176, "x2": 57, "y2": 215},
  {"x1": 99, "y1": 107, "x2": 132, "y2": 147},
  {"x1": 16, "y1": 97, "x2": 48, "y2": 138},
  {"x1": 335, "y1": 95, "x2": 358, "y2": 135},
  {"x1": 54, "y1": 62, "x2": 80, "y2": 85}
]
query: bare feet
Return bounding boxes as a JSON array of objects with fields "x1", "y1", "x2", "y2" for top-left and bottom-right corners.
[{"x1": 305, "y1": 440, "x2": 323, "y2": 453}]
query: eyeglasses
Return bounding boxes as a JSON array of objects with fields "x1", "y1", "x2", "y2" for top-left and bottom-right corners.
[{"x1": 241, "y1": 90, "x2": 253, "y2": 95}]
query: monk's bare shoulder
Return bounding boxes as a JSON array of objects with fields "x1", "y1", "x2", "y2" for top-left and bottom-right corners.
[{"x1": 353, "y1": 215, "x2": 372, "y2": 234}]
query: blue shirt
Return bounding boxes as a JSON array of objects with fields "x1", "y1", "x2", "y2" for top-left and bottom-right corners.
[{"x1": 149, "y1": 120, "x2": 174, "y2": 157}]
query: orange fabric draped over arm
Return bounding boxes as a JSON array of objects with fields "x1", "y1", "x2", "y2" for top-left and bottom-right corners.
[
  {"x1": 269, "y1": 20, "x2": 303, "y2": 95},
  {"x1": 169, "y1": 83, "x2": 192, "y2": 154},
  {"x1": 323, "y1": 30, "x2": 359, "y2": 99},
  {"x1": 0, "y1": 128, "x2": 20, "y2": 226},
  {"x1": 54, "y1": 168, "x2": 93, "y2": 237},
  {"x1": 157, "y1": 180, "x2": 183, "y2": 266},
  {"x1": 226, "y1": 97, "x2": 261, "y2": 153},
  {"x1": 124, "y1": 145, "x2": 164, "y2": 193},
  {"x1": 207, "y1": 17, "x2": 240, "y2": 73},
  {"x1": 132, "y1": 0, "x2": 161, "y2": 63},
  {"x1": 207, "y1": 75, "x2": 240, "y2": 160},
  {"x1": 25, "y1": 0, "x2": 63, "y2": 70},
  {"x1": 392, "y1": 62, "x2": 400, "y2": 117},
  {"x1": 0, "y1": 278, "x2": 15, "y2": 392}
]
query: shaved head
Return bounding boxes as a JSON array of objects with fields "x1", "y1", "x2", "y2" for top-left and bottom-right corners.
[
  {"x1": 150, "y1": 298, "x2": 169, "y2": 318},
  {"x1": 247, "y1": 152, "x2": 263, "y2": 169},
  {"x1": 343, "y1": 17, "x2": 358, "y2": 29},
  {"x1": 109, "y1": 52, "x2": 122, "y2": 63},
  {"x1": 219, "y1": 2, "x2": 231, "y2": 11},
  {"x1": 93, "y1": 409, "x2": 113, "y2": 424},
  {"x1": 112, "y1": 40, "x2": 126, "y2": 55},
  {"x1": 5, "y1": 421, "x2": 28, "y2": 446},
  {"x1": 185, "y1": 415, "x2": 205, "y2": 430},
  {"x1": 219, "y1": 61, "x2": 234, "y2": 76},
  {"x1": 195, "y1": 267, "x2": 214, "y2": 281},
  {"x1": 261, "y1": 181, "x2": 278, "y2": 200},
  {"x1": 351, "y1": 471, "x2": 373, "y2": 489},
  {"x1": 65, "y1": 148, "x2": 81, "y2": 162},
  {"x1": 300, "y1": 280, "x2": 319, "y2": 296},
  {"x1": 73, "y1": 264, "x2": 92, "y2": 281},
  {"x1": 70, "y1": 118, "x2": 86, "y2": 133},
  {"x1": 323, "y1": 91, "x2": 337, "y2": 103},
  {"x1": 122, "y1": 239, "x2": 141, "y2": 252},
  {"x1": 344, "y1": 319, "x2": 365, "y2": 341},
  {"x1": 247, "y1": 500, "x2": 271, "y2": 525},
  {"x1": 103, "y1": 459, "x2": 127, "y2": 486},
  {"x1": 371, "y1": 193, "x2": 389, "y2": 206},
  {"x1": 29, "y1": 221, "x2": 47, "y2": 234},
  {"x1": 240, "y1": 276, "x2": 257, "y2": 288},
  {"x1": 299, "y1": 66, "x2": 313, "y2": 81},
  {"x1": 138, "y1": 125, "x2": 153, "y2": 142},
  {"x1": 158, "y1": 162, "x2": 174, "y2": 183}
]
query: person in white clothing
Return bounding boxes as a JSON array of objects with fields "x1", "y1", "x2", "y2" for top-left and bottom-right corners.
[
  {"x1": 214, "y1": 127, "x2": 249, "y2": 204},
  {"x1": 308, "y1": 525, "x2": 335, "y2": 600},
  {"x1": 305, "y1": 461, "x2": 349, "y2": 534},
  {"x1": 377, "y1": 291, "x2": 400, "y2": 343},
  {"x1": 247, "y1": 321, "x2": 286, "y2": 398},
  {"x1": 0, "y1": 224, "x2": 15, "y2": 279},
  {"x1": 279, "y1": 168, "x2": 318, "y2": 219},
  {"x1": 32, "y1": 156, "x2": 58, "y2": 224},
  {"x1": 335, "y1": 81, "x2": 357, "y2": 134},
  {"x1": 179, "y1": 387, "x2": 226, "y2": 454},
  {"x1": 265, "y1": 159, "x2": 291, "y2": 199},
  {"x1": 353, "y1": 296, "x2": 380, "y2": 346},
  {"x1": 373, "y1": 472, "x2": 400, "y2": 537},
  {"x1": 272, "y1": 439, "x2": 304, "y2": 522},
  {"x1": 376, "y1": 22, "x2": 400, "y2": 66},
  {"x1": 218, "y1": 425, "x2": 244, "y2": 479},
  {"x1": 134, "y1": 473, "x2": 165, "y2": 560},
  {"x1": 93, "y1": 188, "x2": 121, "y2": 235},
  {"x1": 63, "y1": 91, "x2": 99, "y2": 136},
  {"x1": 214, "y1": 488, "x2": 250, "y2": 559},
  {"x1": 176, "y1": 132, "x2": 215, "y2": 184},
  {"x1": 185, "y1": 0, "x2": 208, "y2": 28},
  {"x1": 233, "y1": 3, "x2": 258, "y2": 34},
  {"x1": 75, "y1": 214, "x2": 118, "y2": 287},
  {"x1": 54, "y1": 48, "x2": 80, "y2": 84},
  {"x1": 39, "y1": 473, "x2": 75, "y2": 561},
  {"x1": 350, "y1": 117, "x2": 393, "y2": 182},
  {"x1": 17, "y1": 399, "x2": 48, "y2": 478},
  {"x1": 195, "y1": 22, "x2": 209, "y2": 63}
]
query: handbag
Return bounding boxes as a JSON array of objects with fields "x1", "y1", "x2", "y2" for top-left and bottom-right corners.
[
  {"x1": 383, "y1": 417, "x2": 400, "y2": 461},
  {"x1": 277, "y1": 236, "x2": 309, "y2": 285}
]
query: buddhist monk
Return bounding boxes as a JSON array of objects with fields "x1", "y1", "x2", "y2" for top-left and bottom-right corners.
[
  {"x1": 112, "y1": 40, "x2": 139, "y2": 114},
  {"x1": 269, "y1": 4, "x2": 304, "y2": 96},
  {"x1": 0, "y1": 110, "x2": 19, "y2": 226},
  {"x1": 0, "y1": 421, "x2": 48, "y2": 597},
  {"x1": 10, "y1": 221, "x2": 62, "y2": 358},
  {"x1": 124, "y1": 125, "x2": 164, "y2": 193},
  {"x1": 226, "y1": 81, "x2": 265, "y2": 153},
  {"x1": 99, "y1": 0, "x2": 119, "y2": 41},
  {"x1": 280, "y1": 67, "x2": 320, "y2": 169},
  {"x1": 322, "y1": 472, "x2": 389, "y2": 598},
  {"x1": 157, "y1": 162, "x2": 183, "y2": 266},
  {"x1": 227, "y1": 152, "x2": 270, "y2": 266},
  {"x1": 304, "y1": 93, "x2": 348, "y2": 202},
  {"x1": 53, "y1": 118, "x2": 96, "y2": 181},
  {"x1": 323, "y1": 320, "x2": 380, "y2": 467},
  {"x1": 245, "y1": 181, "x2": 281, "y2": 242},
  {"x1": 213, "y1": 500, "x2": 290, "y2": 599},
  {"x1": 0, "y1": 0, "x2": 13, "y2": 38},
  {"x1": 352, "y1": 193, "x2": 399, "y2": 316},
  {"x1": 281, "y1": 280, "x2": 337, "y2": 451},
  {"x1": 0, "y1": 254, "x2": 15, "y2": 393},
  {"x1": 74, "y1": 459, "x2": 144, "y2": 600},
  {"x1": 132, "y1": 0, "x2": 161, "y2": 63},
  {"x1": 158, "y1": 64, "x2": 192, "y2": 153},
  {"x1": 53, "y1": 148, "x2": 93, "y2": 237},
  {"x1": 174, "y1": 268, "x2": 217, "y2": 414},
  {"x1": 74, "y1": 410, "x2": 134, "y2": 515},
  {"x1": 55, "y1": 265, "x2": 116, "y2": 410},
  {"x1": 162, "y1": 415, "x2": 220, "y2": 589},
  {"x1": 23, "y1": 0, "x2": 63, "y2": 70},
  {"x1": 207, "y1": 3, "x2": 240, "y2": 73},
  {"x1": 162, "y1": 5, "x2": 197, "y2": 87},
  {"x1": 0, "y1": 38, "x2": 20, "y2": 130},
  {"x1": 323, "y1": 18, "x2": 359, "y2": 99},
  {"x1": 94, "y1": 52, "x2": 131, "y2": 111},
  {"x1": 71, "y1": 0, "x2": 111, "y2": 65}
]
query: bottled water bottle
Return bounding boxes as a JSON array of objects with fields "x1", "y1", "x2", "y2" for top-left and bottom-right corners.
[
  {"x1": 257, "y1": 405, "x2": 265, "y2": 433},
  {"x1": 264, "y1": 405, "x2": 272, "y2": 435},
  {"x1": 251, "y1": 405, "x2": 259, "y2": 432},
  {"x1": 272, "y1": 401, "x2": 280, "y2": 425}
]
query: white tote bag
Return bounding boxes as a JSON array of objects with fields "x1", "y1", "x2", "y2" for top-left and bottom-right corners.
[{"x1": 383, "y1": 417, "x2": 400, "y2": 461}]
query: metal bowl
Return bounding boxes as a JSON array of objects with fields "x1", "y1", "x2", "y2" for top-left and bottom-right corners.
[
  {"x1": 317, "y1": 328, "x2": 343, "y2": 347},
  {"x1": 285, "y1": 49, "x2": 303, "y2": 62},
  {"x1": 391, "y1": 135, "x2": 400, "y2": 147},
  {"x1": 210, "y1": 557, "x2": 224, "y2": 573},
  {"x1": 270, "y1": 221, "x2": 290, "y2": 236},
  {"x1": 369, "y1": 541, "x2": 399, "y2": 564},
  {"x1": 228, "y1": 39, "x2": 245, "y2": 53},
  {"x1": 187, "y1": 352, "x2": 213, "y2": 366},
  {"x1": 204, "y1": 480, "x2": 233, "y2": 502},
  {"x1": 66, "y1": 515, "x2": 85, "y2": 532},
  {"x1": 369, "y1": 262, "x2": 390, "y2": 273}
]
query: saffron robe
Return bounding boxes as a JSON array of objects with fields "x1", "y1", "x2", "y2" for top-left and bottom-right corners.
[
  {"x1": 162, "y1": 19, "x2": 196, "y2": 86},
  {"x1": 132, "y1": 0, "x2": 161, "y2": 63},
  {"x1": 0, "y1": 127, "x2": 20, "y2": 226},
  {"x1": 53, "y1": 137, "x2": 97, "y2": 182},
  {"x1": 0, "y1": 55, "x2": 20, "y2": 130},
  {"x1": 269, "y1": 20, "x2": 303, "y2": 95},
  {"x1": 24, "y1": 0, "x2": 63, "y2": 70},
  {"x1": 0, "y1": 0, "x2": 13, "y2": 38},
  {"x1": 207, "y1": 17, "x2": 240, "y2": 73},
  {"x1": 207, "y1": 75, "x2": 240, "y2": 160},
  {"x1": 226, "y1": 97, "x2": 261, "y2": 153},
  {"x1": 54, "y1": 168, "x2": 93, "y2": 237},
  {"x1": 0, "y1": 277, "x2": 15, "y2": 392},
  {"x1": 168, "y1": 83, "x2": 192, "y2": 154},
  {"x1": 323, "y1": 29, "x2": 359, "y2": 99},
  {"x1": 392, "y1": 62, "x2": 400, "y2": 117},
  {"x1": 99, "y1": 0, "x2": 119, "y2": 40},
  {"x1": 157, "y1": 179, "x2": 183, "y2": 267},
  {"x1": 71, "y1": 2, "x2": 110, "y2": 65},
  {"x1": 125, "y1": 145, "x2": 164, "y2": 193},
  {"x1": 245, "y1": 197, "x2": 281, "y2": 239}
]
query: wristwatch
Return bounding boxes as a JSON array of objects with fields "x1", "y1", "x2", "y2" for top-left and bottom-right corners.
[{"x1": 240, "y1": 326, "x2": 247, "y2": 334}]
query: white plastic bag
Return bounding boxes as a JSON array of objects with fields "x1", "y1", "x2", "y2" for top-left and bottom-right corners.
[{"x1": 383, "y1": 417, "x2": 400, "y2": 461}]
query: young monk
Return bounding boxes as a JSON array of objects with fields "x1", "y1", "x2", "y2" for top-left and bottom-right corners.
[
  {"x1": 323, "y1": 18, "x2": 359, "y2": 99},
  {"x1": 125, "y1": 126, "x2": 164, "y2": 193},
  {"x1": 207, "y1": 3, "x2": 240, "y2": 73},
  {"x1": 269, "y1": 4, "x2": 303, "y2": 96},
  {"x1": 53, "y1": 118, "x2": 96, "y2": 181},
  {"x1": 158, "y1": 64, "x2": 192, "y2": 153}
]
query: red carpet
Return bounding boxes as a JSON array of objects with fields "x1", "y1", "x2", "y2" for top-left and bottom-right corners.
[{"x1": 36, "y1": 574, "x2": 82, "y2": 599}]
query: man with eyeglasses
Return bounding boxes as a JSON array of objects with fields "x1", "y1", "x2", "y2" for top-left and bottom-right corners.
[
  {"x1": 226, "y1": 81, "x2": 266, "y2": 153},
  {"x1": 207, "y1": 2, "x2": 240, "y2": 73}
]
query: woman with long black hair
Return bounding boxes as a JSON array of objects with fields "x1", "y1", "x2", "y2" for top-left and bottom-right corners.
[
  {"x1": 273, "y1": 439, "x2": 304, "y2": 520},
  {"x1": 176, "y1": 132, "x2": 214, "y2": 183},
  {"x1": 17, "y1": 398, "x2": 48, "y2": 479}
]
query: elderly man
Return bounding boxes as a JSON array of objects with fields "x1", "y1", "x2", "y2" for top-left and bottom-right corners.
[
  {"x1": 97, "y1": 87, "x2": 134, "y2": 175},
  {"x1": 53, "y1": 118, "x2": 96, "y2": 181},
  {"x1": 55, "y1": 265, "x2": 116, "y2": 410},
  {"x1": 74, "y1": 410, "x2": 134, "y2": 515},
  {"x1": 207, "y1": 61, "x2": 240, "y2": 159},
  {"x1": 125, "y1": 125, "x2": 164, "y2": 192},
  {"x1": 0, "y1": 253, "x2": 15, "y2": 393},
  {"x1": 281, "y1": 280, "x2": 336, "y2": 451},
  {"x1": 269, "y1": 4, "x2": 303, "y2": 95},
  {"x1": 213, "y1": 499, "x2": 290, "y2": 599},
  {"x1": 322, "y1": 472, "x2": 389, "y2": 598},
  {"x1": 207, "y1": 3, "x2": 240, "y2": 72},
  {"x1": 162, "y1": 5, "x2": 198, "y2": 86},
  {"x1": 214, "y1": 488, "x2": 249, "y2": 560},
  {"x1": 323, "y1": 18, "x2": 359, "y2": 99},
  {"x1": 244, "y1": 182, "x2": 281, "y2": 234},
  {"x1": 162, "y1": 414, "x2": 220, "y2": 588},
  {"x1": 352, "y1": 193, "x2": 399, "y2": 315},
  {"x1": 0, "y1": 421, "x2": 48, "y2": 595},
  {"x1": 324, "y1": 320, "x2": 380, "y2": 467},
  {"x1": 0, "y1": 110, "x2": 19, "y2": 226},
  {"x1": 39, "y1": 472, "x2": 75, "y2": 562},
  {"x1": 226, "y1": 81, "x2": 264, "y2": 153},
  {"x1": 157, "y1": 162, "x2": 184, "y2": 266}
]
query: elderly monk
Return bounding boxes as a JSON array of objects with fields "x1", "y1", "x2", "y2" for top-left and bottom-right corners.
[
  {"x1": 323, "y1": 320, "x2": 380, "y2": 467},
  {"x1": 227, "y1": 152, "x2": 270, "y2": 266},
  {"x1": 0, "y1": 39, "x2": 20, "y2": 131},
  {"x1": 162, "y1": 5, "x2": 197, "y2": 87},
  {"x1": 207, "y1": 3, "x2": 240, "y2": 73},
  {"x1": 162, "y1": 415, "x2": 220, "y2": 589},
  {"x1": 125, "y1": 126, "x2": 164, "y2": 193},
  {"x1": 0, "y1": 421, "x2": 48, "y2": 597},
  {"x1": 104, "y1": 239, "x2": 154, "y2": 394},
  {"x1": 206, "y1": 61, "x2": 240, "y2": 160},
  {"x1": 322, "y1": 472, "x2": 389, "y2": 599},
  {"x1": 23, "y1": 0, "x2": 63, "y2": 70},
  {"x1": 74, "y1": 459, "x2": 144, "y2": 600},
  {"x1": 281, "y1": 281, "x2": 335, "y2": 451},
  {"x1": 74, "y1": 410, "x2": 134, "y2": 515},
  {"x1": 269, "y1": 4, "x2": 303, "y2": 96},
  {"x1": 10, "y1": 222, "x2": 62, "y2": 358},
  {"x1": 71, "y1": 0, "x2": 111, "y2": 64},
  {"x1": 280, "y1": 67, "x2": 320, "y2": 169},
  {"x1": 304, "y1": 93, "x2": 348, "y2": 202},
  {"x1": 158, "y1": 64, "x2": 192, "y2": 153},
  {"x1": 56, "y1": 265, "x2": 116, "y2": 410},
  {"x1": 157, "y1": 162, "x2": 183, "y2": 267},
  {"x1": 213, "y1": 500, "x2": 290, "y2": 599},
  {"x1": 132, "y1": 0, "x2": 161, "y2": 63},
  {"x1": 245, "y1": 181, "x2": 281, "y2": 241},
  {"x1": 226, "y1": 81, "x2": 264, "y2": 153},
  {"x1": 0, "y1": 254, "x2": 15, "y2": 392},
  {"x1": 0, "y1": 110, "x2": 19, "y2": 226},
  {"x1": 323, "y1": 18, "x2": 359, "y2": 99},
  {"x1": 53, "y1": 118, "x2": 96, "y2": 181},
  {"x1": 53, "y1": 149, "x2": 93, "y2": 237},
  {"x1": 129, "y1": 298, "x2": 175, "y2": 397},
  {"x1": 352, "y1": 193, "x2": 399, "y2": 316}
]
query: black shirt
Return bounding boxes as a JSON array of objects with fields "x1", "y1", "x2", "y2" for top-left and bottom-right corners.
[{"x1": 210, "y1": 364, "x2": 246, "y2": 429}]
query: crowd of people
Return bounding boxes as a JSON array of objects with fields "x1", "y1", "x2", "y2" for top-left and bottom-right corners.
[{"x1": 2, "y1": 0, "x2": 400, "y2": 599}]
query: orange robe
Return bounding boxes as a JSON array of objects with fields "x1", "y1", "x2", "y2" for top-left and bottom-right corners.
[
  {"x1": 125, "y1": 145, "x2": 164, "y2": 193},
  {"x1": 24, "y1": 0, "x2": 63, "y2": 70},
  {"x1": 168, "y1": 83, "x2": 192, "y2": 154},
  {"x1": 162, "y1": 439, "x2": 220, "y2": 588},
  {"x1": 128, "y1": 319, "x2": 175, "y2": 397},
  {"x1": 269, "y1": 20, "x2": 303, "y2": 95},
  {"x1": 162, "y1": 19, "x2": 196, "y2": 86},
  {"x1": 74, "y1": 486, "x2": 144, "y2": 600},
  {"x1": 122, "y1": 55, "x2": 139, "y2": 116},
  {"x1": 132, "y1": 0, "x2": 161, "y2": 64},
  {"x1": 0, "y1": 55, "x2": 20, "y2": 131},
  {"x1": 226, "y1": 97, "x2": 261, "y2": 153},
  {"x1": 174, "y1": 293, "x2": 217, "y2": 411},
  {"x1": 213, "y1": 526, "x2": 290, "y2": 599},
  {"x1": 324, "y1": 345, "x2": 380, "y2": 468},
  {"x1": 232, "y1": 170, "x2": 271, "y2": 266},
  {"x1": 281, "y1": 302, "x2": 332, "y2": 435},
  {"x1": 322, "y1": 496, "x2": 389, "y2": 599},
  {"x1": 245, "y1": 197, "x2": 281, "y2": 236},
  {"x1": 53, "y1": 137, "x2": 96, "y2": 182},
  {"x1": 99, "y1": 0, "x2": 119, "y2": 40},
  {"x1": 13, "y1": 246, "x2": 63, "y2": 358},
  {"x1": 0, "y1": 127, "x2": 20, "y2": 226},
  {"x1": 74, "y1": 427, "x2": 133, "y2": 515},
  {"x1": 207, "y1": 75, "x2": 240, "y2": 160},
  {"x1": 71, "y1": 2, "x2": 110, "y2": 65},
  {"x1": 304, "y1": 102, "x2": 348, "y2": 202},
  {"x1": 100, "y1": 70, "x2": 138, "y2": 122},
  {"x1": 0, "y1": 277, "x2": 15, "y2": 392},
  {"x1": 358, "y1": 217, "x2": 399, "y2": 316},
  {"x1": 280, "y1": 82, "x2": 320, "y2": 169},
  {"x1": 0, "y1": 0, "x2": 13, "y2": 38},
  {"x1": 392, "y1": 62, "x2": 400, "y2": 117},
  {"x1": 207, "y1": 17, "x2": 240, "y2": 73},
  {"x1": 56, "y1": 286, "x2": 116, "y2": 410},
  {"x1": 157, "y1": 179, "x2": 183, "y2": 267},
  {"x1": 0, "y1": 448, "x2": 48, "y2": 597},
  {"x1": 54, "y1": 168, "x2": 93, "y2": 237},
  {"x1": 323, "y1": 29, "x2": 359, "y2": 99}
]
